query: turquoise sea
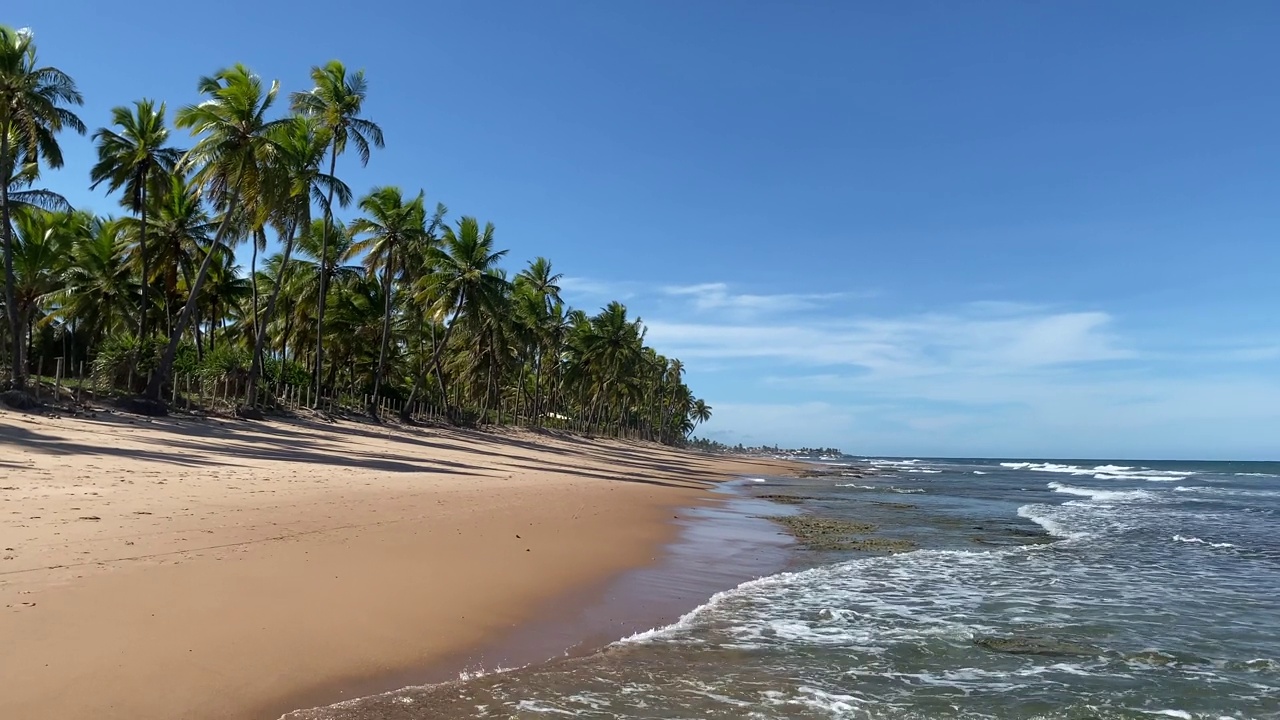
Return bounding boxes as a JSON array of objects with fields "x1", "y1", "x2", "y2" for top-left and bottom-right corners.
[{"x1": 292, "y1": 457, "x2": 1280, "y2": 719}]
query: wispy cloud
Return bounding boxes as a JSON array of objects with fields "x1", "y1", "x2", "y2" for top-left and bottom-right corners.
[
  {"x1": 549, "y1": 276, "x2": 1280, "y2": 456},
  {"x1": 558, "y1": 276, "x2": 640, "y2": 302},
  {"x1": 661, "y1": 282, "x2": 852, "y2": 315},
  {"x1": 646, "y1": 304, "x2": 1132, "y2": 378}
]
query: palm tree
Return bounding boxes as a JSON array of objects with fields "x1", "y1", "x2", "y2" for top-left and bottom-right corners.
[
  {"x1": 513, "y1": 257, "x2": 564, "y2": 420},
  {"x1": 54, "y1": 216, "x2": 136, "y2": 349},
  {"x1": 349, "y1": 186, "x2": 426, "y2": 413},
  {"x1": 9, "y1": 207, "x2": 80, "y2": 377},
  {"x1": 579, "y1": 302, "x2": 644, "y2": 432},
  {"x1": 143, "y1": 174, "x2": 216, "y2": 336},
  {"x1": 0, "y1": 25, "x2": 84, "y2": 390},
  {"x1": 515, "y1": 257, "x2": 563, "y2": 312},
  {"x1": 291, "y1": 60, "x2": 383, "y2": 406},
  {"x1": 3, "y1": 133, "x2": 70, "y2": 215},
  {"x1": 89, "y1": 99, "x2": 180, "y2": 346},
  {"x1": 417, "y1": 217, "x2": 509, "y2": 413},
  {"x1": 689, "y1": 398, "x2": 712, "y2": 434},
  {"x1": 146, "y1": 64, "x2": 281, "y2": 402},
  {"x1": 244, "y1": 116, "x2": 349, "y2": 405}
]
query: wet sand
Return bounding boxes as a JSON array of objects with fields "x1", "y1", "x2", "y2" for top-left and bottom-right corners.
[
  {"x1": 0, "y1": 409, "x2": 796, "y2": 720},
  {"x1": 278, "y1": 482, "x2": 799, "y2": 718}
]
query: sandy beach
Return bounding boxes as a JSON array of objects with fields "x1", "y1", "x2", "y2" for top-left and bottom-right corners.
[{"x1": 0, "y1": 409, "x2": 796, "y2": 720}]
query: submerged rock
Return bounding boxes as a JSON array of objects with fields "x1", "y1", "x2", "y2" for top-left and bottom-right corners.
[
  {"x1": 974, "y1": 635, "x2": 1101, "y2": 657},
  {"x1": 756, "y1": 494, "x2": 815, "y2": 505},
  {"x1": 871, "y1": 501, "x2": 917, "y2": 510},
  {"x1": 764, "y1": 515, "x2": 916, "y2": 553}
]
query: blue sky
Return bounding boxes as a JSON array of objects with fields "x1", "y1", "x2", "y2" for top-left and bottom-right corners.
[{"x1": 13, "y1": 2, "x2": 1280, "y2": 459}]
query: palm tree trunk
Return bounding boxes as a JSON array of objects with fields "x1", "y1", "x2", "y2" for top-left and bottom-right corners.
[
  {"x1": 138, "y1": 179, "x2": 151, "y2": 336},
  {"x1": 431, "y1": 303, "x2": 463, "y2": 418},
  {"x1": 135, "y1": 174, "x2": 151, "y2": 385},
  {"x1": 250, "y1": 227, "x2": 263, "y2": 348},
  {"x1": 370, "y1": 249, "x2": 395, "y2": 418},
  {"x1": 247, "y1": 219, "x2": 300, "y2": 405},
  {"x1": 1, "y1": 129, "x2": 24, "y2": 391},
  {"x1": 399, "y1": 314, "x2": 428, "y2": 422},
  {"x1": 145, "y1": 191, "x2": 239, "y2": 401},
  {"x1": 312, "y1": 144, "x2": 339, "y2": 408}
]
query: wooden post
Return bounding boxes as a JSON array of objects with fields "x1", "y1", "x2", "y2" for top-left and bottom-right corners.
[
  {"x1": 77, "y1": 361, "x2": 85, "y2": 403},
  {"x1": 55, "y1": 357, "x2": 64, "y2": 399}
]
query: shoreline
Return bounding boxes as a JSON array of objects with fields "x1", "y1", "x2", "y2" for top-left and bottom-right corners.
[
  {"x1": 0, "y1": 408, "x2": 799, "y2": 720},
  {"x1": 276, "y1": 480, "x2": 798, "y2": 719}
]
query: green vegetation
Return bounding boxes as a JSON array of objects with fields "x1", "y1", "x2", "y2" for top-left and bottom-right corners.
[
  {"x1": 0, "y1": 25, "x2": 711, "y2": 441},
  {"x1": 688, "y1": 437, "x2": 844, "y2": 456}
]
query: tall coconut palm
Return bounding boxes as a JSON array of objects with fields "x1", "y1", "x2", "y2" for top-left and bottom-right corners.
[
  {"x1": 89, "y1": 99, "x2": 180, "y2": 345},
  {"x1": 689, "y1": 398, "x2": 712, "y2": 434},
  {"x1": 3, "y1": 133, "x2": 70, "y2": 215},
  {"x1": 515, "y1": 257, "x2": 563, "y2": 312},
  {"x1": 349, "y1": 186, "x2": 426, "y2": 412},
  {"x1": 579, "y1": 301, "x2": 644, "y2": 431},
  {"x1": 0, "y1": 25, "x2": 84, "y2": 390},
  {"x1": 54, "y1": 216, "x2": 135, "y2": 347},
  {"x1": 417, "y1": 216, "x2": 509, "y2": 412},
  {"x1": 288, "y1": 218, "x2": 361, "y2": 345},
  {"x1": 243, "y1": 116, "x2": 349, "y2": 404},
  {"x1": 513, "y1": 257, "x2": 564, "y2": 421},
  {"x1": 144, "y1": 174, "x2": 216, "y2": 335},
  {"x1": 146, "y1": 64, "x2": 281, "y2": 402},
  {"x1": 9, "y1": 207, "x2": 81, "y2": 376},
  {"x1": 291, "y1": 60, "x2": 383, "y2": 406}
]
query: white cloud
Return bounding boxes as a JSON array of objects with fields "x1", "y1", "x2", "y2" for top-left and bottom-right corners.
[
  {"x1": 559, "y1": 276, "x2": 639, "y2": 302},
  {"x1": 661, "y1": 282, "x2": 850, "y2": 315},
  {"x1": 553, "y1": 275, "x2": 1280, "y2": 457},
  {"x1": 645, "y1": 304, "x2": 1132, "y2": 378}
]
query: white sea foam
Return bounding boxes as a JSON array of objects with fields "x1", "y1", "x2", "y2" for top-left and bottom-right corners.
[
  {"x1": 1048, "y1": 481, "x2": 1153, "y2": 503},
  {"x1": 617, "y1": 569, "x2": 811, "y2": 645},
  {"x1": 1235, "y1": 472, "x2": 1280, "y2": 478},
  {"x1": 1174, "y1": 485, "x2": 1280, "y2": 499},
  {"x1": 1137, "y1": 711, "x2": 1197, "y2": 720},
  {"x1": 868, "y1": 459, "x2": 923, "y2": 467},
  {"x1": 836, "y1": 484, "x2": 925, "y2": 494},
  {"x1": 1172, "y1": 535, "x2": 1236, "y2": 549},
  {"x1": 909, "y1": 469, "x2": 942, "y2": 474},
  {"x1": 1002, "y1": 462, "x2": 1199, "y2": 482},
  {"x1": 972, "y1": 470, "x2": 988, "y2": 475},
  {"x1": 619, "y1": 548, "x2": 1011, "y2": 653},
  {"x1": 1018, "y1": 504, "x2": 1089, "y2": 540},
  {"x1": 1101, "y1": 467, "x2": 1197, "y2": 481}
]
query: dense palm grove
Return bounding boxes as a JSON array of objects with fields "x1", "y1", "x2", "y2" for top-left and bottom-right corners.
[{"x1": 0, "y1": 26, "x2": 712, "y2": 442}]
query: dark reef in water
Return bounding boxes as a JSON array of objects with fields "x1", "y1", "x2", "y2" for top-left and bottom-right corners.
[
  {"x1": 764, "y1": 515, "x2": 918, "y2": 553},
  {"x1": 974, "y1": 635, "x2": 1102, "y2": 657},
  {"x1": 755, "y1": 494, "x2": 816, "y2": 505}
]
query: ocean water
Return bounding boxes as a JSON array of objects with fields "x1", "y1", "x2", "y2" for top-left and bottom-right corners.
[{"x1": 292, "y1": 458, "x2": 1280, "y2": 719}]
